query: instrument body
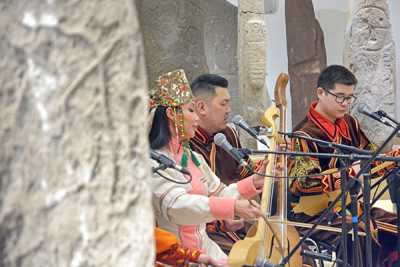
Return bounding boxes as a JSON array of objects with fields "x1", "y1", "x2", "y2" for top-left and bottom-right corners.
[{"x1": 229, "y1": 73, "x2": 302, "y2": 267}]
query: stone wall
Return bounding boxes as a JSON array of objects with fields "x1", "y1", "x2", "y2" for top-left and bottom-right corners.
[{"x1": 0, "y1": 0, "x2": 154, "y2": 266}]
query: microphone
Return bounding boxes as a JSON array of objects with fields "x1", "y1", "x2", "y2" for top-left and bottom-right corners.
[
  {"x1": 301, "y1": 250, "x2": 345, "y2": 265},
  {"x1": 279, "y1": 131, "x2": 299, "y2": 139},
  {"x1": 241, "y1": 260, "x2": 277, "y2": 267},
  {"x1": 231, "y1": 115, "x2": 259, "y2": 137},
  {"x1": 357, "y1": 103, "x2": 393, "y2": 128},
  {"x1": 213, "y1": 133, "x2": 252, "y2": 171},
  {"x1": 280, "y1": 131, "x2": 373, "y2": 155},
  {"x1": 231, "y1": 115, "x2": 270, "y2": 148},
  {"x1": 150, "y1": 150, "x2": 191, "y2": 175},
  {"x1": 376, "y1": 109, "x2": 399, "y2": 126}
]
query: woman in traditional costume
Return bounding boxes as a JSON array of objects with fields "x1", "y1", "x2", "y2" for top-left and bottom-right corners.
[{"x1": 149, "y1": 69, "x2": 267, "y2": 265}]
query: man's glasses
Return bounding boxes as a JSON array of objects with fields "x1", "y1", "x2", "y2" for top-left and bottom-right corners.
[{"x1": 323, "y1": 88, "x2": 357, "y2": 104}]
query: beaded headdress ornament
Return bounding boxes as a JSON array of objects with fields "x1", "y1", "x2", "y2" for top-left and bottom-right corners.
[{"x1": 149, "y1": 69, "x2": 200, "y2": 168}]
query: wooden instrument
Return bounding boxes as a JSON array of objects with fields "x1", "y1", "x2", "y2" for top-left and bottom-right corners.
[
  {"x1": 375, "y1": 220, "x2": 398, "y2": 234},
  {"x1": 293, "y1": 160, "x2": 398, "y2": 216},
  {"x1": 228, "y1": 73, "x2": 302, "y2": 267}
]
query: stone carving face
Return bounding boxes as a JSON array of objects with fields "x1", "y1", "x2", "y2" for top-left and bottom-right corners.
[
  {"x1": 245, "y1": 20, "x2": 266, "y2": 42},
  {"x1": 352, "y1": 7, "x2": 390, "y2": 51},
  {"x1": 244, "y1": 20, "x2": 266, "y2": 90},
  {"x1": 248, "y1": 63, "x2": 265, "y2": 90}
]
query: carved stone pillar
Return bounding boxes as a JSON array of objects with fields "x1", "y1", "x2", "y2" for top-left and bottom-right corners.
[
  {"x1": 238, "y1": 0, "x2": 269, "y2": 148},
  {"x1": 285, "y1": 0, "x2": 327, "y2": 128},
  {"x1": 344, "y1": 0, "x2": 396, "y2": 145},
  {"x1": 0, "y1": 1, "x2": 154, "y2": 266}
]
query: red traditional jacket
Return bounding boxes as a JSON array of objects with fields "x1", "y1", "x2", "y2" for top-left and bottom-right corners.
[{"x1": 289, "y1": 102, "x2": 378, "y2": 195}]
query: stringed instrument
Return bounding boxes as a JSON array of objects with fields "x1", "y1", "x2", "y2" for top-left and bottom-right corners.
[
  {"x1": 228, "y1": 73, "x2": 302, "y2": 267},
  {"x1": 293, "y1": 158, "x2": 400, "y2": 216}
]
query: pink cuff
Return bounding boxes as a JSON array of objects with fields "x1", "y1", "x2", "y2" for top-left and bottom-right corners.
[
  {"x1": 237, "y1": 176, "x2": 262, "y2": 199},
  {"x1": 209, "y1": 197, "x2": 235, "y2": 220}
]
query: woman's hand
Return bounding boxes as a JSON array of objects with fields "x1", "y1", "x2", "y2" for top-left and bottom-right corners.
[
  {"x1": 234, "y1": 199, "x2": 262, "y2": 220},
  {"x1": 251, "y1": 158, "x2": 269, "y2": 189}
]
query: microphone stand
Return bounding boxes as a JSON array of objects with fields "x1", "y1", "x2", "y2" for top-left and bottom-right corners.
[
  {"x1": 339, "y1": 155, "x2": 350, "y2": 267},
  {"x1": 360, "y1": 160, "x2": 373, "y2": 267},
  {"x1": 362, "y1": 168, "x2": 400, "y2": 209},
  {"x1": 376, "y1": 110, "x2": 399, "y2": 127},
  {"x1": 281, "y1": 131, "x2": 373, "y2": 155},
  {"x1": 249, "y1": 125, "x2": 400, "y2": 267},
  {"x1": 374, "y1": 111, "x2": 400, "y2": 265},
  {"x1": 250, "y1": 148, "x2": 358, "y2": 267},
  {"x1": 299, "y1": 123, "x2": 399, "y2": 267},
  {"x1": 282, "y1": 131, "x2": 398, "y2": 267},
  {"x1": 358, "y1": 169, "x2": 398, "y2": 203},
  {"x1": 285, "y1": 128, "x2": 371, "y2": 266}
]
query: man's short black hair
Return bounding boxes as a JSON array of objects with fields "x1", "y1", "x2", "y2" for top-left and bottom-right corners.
[
  {"x1": 190, "y1": 74, "x2": 228, "y2": 97},
  {"x1": 317, "y1": 65, "x2": 358, "y2": 91}
]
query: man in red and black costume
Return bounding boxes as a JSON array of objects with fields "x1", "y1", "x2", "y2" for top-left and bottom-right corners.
[
  {"x1": 289, "y1": 65, "x2": 397, "y2": 267},
  {"x1": 190, "y1": 74, "x2": 253, "y2": 184},
  {"x1": 189, "y1": 74, "x2": 260, "y2": 253}
]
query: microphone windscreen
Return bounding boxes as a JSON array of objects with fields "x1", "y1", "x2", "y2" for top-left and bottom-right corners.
[
  {"x1": 357, "y1": 103, "x2": 370, "y2": 113},
  {"x1": 231, "y1": 114, "x2": 244, "y2": 125},
  {"x1": 150, "y1": 150, "x2": 159, "y2": 160},
  {"x1": 213, "y1": 133, "x2": 227, "y2": 146}
]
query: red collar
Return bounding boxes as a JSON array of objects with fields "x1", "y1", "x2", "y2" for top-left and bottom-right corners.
[
  {"x1": 194, "y1": 126, "x2": 213, "y2": 144},
  {"x1": 308, "y1": 102, "x2": 351, "y2": 142}
]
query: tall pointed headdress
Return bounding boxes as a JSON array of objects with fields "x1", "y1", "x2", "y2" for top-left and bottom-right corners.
[
  {"x1": 149, "y1": 69, "x2": 193, "y2": 141},
  {"x1": 149, "y1": 69, "x2": 200, "y2": 169},
  {"x1": 150, "y1": 69, "x2": 193, "y2": 108}
]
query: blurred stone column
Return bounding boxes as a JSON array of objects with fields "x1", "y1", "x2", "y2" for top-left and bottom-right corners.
[
  {"x1": 136, "y1": 0, "x2": 209, "y2": 84},
  {"x1": 203, "y1": 0, "x2": 240, "y2": 115},
  {"x1": 285, "y1": 0, "x2": 327, "y2": 128},
  {"x1": 0, "y1": 1, "x2": 154, "y2": 266},
  {"x1": 238, "y1": 0, "x2": 268, "y2": 148},
  {"x1": 344, "y1": 0, "x2": 396, "y2": 145}
]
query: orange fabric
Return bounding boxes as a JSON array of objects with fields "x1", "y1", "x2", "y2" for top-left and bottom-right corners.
[
  {"x1": 155, "y1": 227, "x2": 179, "y2": 254},
  {"x1": 154, "y1": 228, "x2": 201, "y2": 266}
]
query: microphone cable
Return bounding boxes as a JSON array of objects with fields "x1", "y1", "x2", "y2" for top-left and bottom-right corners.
[{"x1": 152, "y1": 167, "x2": 193, "y2": 185}]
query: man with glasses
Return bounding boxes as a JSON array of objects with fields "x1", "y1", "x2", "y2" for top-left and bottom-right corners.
[{"x1": 288, "y1": 65, "x2": 397, "y2": 266}]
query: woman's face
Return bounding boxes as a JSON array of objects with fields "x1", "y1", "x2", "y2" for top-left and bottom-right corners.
[
  {"x1": 180, "y1": 102, "x2": 199, "y2": 139},
  {"x1": 167, "y1": 101, "x2": 199, "y2": 140}
]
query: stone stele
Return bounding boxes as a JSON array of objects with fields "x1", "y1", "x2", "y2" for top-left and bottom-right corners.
[
  {"x1": 238, "y1": 0, "x2": 269, "y2": 148},
  {"x1": 344, "y1": 0, "x2": 396, "y2": 145},
  {"x1": 0, "y1": 1, "x2": 154, "y2": 266},
  {"x1": 285, "y1": 0, "x2": 327, "y2": 128}
]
